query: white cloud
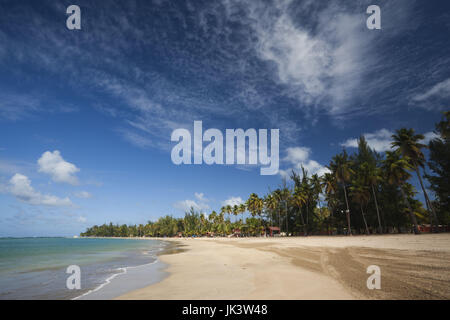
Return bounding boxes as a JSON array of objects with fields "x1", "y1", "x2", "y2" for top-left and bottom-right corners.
[
  {"x1": 341, "y1": 129, "x2": 439, "y2": 152},
  {"x1": 420, "y1": 131, "x2": 440, "y2": 144},
  {"x1": 174, "y1": 192, "x2": 210, "y2": 212},
  {"x1": 173, "y1": 199, "x2": 210, "y2": 212},
  {"x1": 194, "y1": 192, "x2": 208, "y2": 202},
  {"x1": 341, "y1": 129, "x2": 393, "y2": 152},
  {"x1": 8, "y1": 173, "x2": 72, "y2": 207},
  {"x1": 37, "y1": 151, "x2": 79, "y2": 185},
  {"x1": 284, "y1": 147, "x2": 310, "y2": 164},
  {"x1": 77, "y1": 216, "x2": 87, "y2": 223},
  {"x1": 221, "y1": 196, "x2": 244, "y2": 207},
  {"x1": 282, "y1": 146, "x2": 330, "y2": 178},
  {"x1": 74, "y1": 191, "x2": 92, "y2": 199}
]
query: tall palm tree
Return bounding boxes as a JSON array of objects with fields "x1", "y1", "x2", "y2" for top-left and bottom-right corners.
[
  {"x1": 349, "y1": 177, "x2": 371, "y2": 235},
  {"x1": 280, "y1": 185, "x2": 292, "y2": 235},
  {"x1": 321, "y1": 172, "x2": 339, "y2": 233},
  {"x1": 382, "y1": 150, "x2": 420, "y2": 234},
  {"x1": 225, "y1": 205, "x2": 233, "y2": 223},
  {"x1": 392, "y1": 128, "x2": 439, "y2": 231},
  {"x1": 366, "y1": 162, "x2": 383, "y2": 233},
  {"x1": 436, "y1": 111, "x2": 450, "y2": 139},
  {"x1": 264, "y1": 193, "x2": 278, "y2": 228},
  {"x1": 246, "y1": 193, "x2": 264, "y2": 236},
  {"x1": 239, "y1": 203, "x2": 246, "y2": 225},
  {"x1": 232, "y1": 205, "x2": 239, "y2": 223},
  {"x1": 293, "y1": 186, "x2": 307, "y2": 235},
  {"x1": 272, "y1": 189, "x2": 283, "y2": 230},
  {"x1": 328, "y1": 150, "x2": 354, "y2": 235},
  {"x1": 311, "y1": 173, "x2": 323, "y2": 211}
]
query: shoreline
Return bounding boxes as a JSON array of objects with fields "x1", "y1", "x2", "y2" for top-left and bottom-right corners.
[
  {"x1": 117, "y1": 234, "x2": 450, "y2": 300},
  {"x1": 76, "y1": 239, "x2": 183, "y2": 300}
]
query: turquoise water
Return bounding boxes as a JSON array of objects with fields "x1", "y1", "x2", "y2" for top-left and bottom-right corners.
[{"x1": 0, "y1": 237, "x2": 166, "y2": 299}]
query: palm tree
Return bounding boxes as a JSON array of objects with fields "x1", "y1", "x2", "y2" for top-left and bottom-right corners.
[
  {"x1": 272, "y1": 189, "x2": 283, "y2": 230},
  {"x1": 349, "y1": 177, "x2": 371, "y2": 235},
  {"x1": 322, "y1": 172, "x2": 339, "y2": 234},
  {"x1": 279, "y1": 185, "x2": 292, "y2": 235},
  {"x1": 293, "y1": 186, "x2": 307, "y2": 235},
  {"x1": 239, "y1": 203, "x2": 246, "y2": 224},
  {"x1": 436, "y1": 111, "x2": 450, "y2": 139},
  {"x1": 311, "y1": 173, "x2": 323, "y2": 211},
  {"x1": 382, "y1": 150, "x2": 420, "y2": 234},
  {"x1": 224, "y1": 205, "x2": 233, "y2": 223},
  {"x1": 392, "y1": 128, "x2": 439, "y2": 231},
  {"x1": 246, "y1": 193, "x2": 264, "y2": 236},
  {"x1": 366, "y1": 162, "x2": 383, "y2": 233},
  {"x1": 328, "y1": 150, "x2": 354, "y2": 235},
  {"x1": 232, "y1": 205, "x2": 239, "y2": 223},
  {"x1": 264, "y1": 193, "x2": 278, "y2": 228}
]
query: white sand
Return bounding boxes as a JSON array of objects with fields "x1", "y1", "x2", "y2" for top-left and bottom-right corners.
[{"x1": 118, "y1": 234, "x2": 450, "y2": 300}]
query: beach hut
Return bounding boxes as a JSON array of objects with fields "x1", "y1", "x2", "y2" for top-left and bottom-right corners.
[
  {"x1": 232, "y1": 228, "x2": 241, "y2": 237},
  {"x1": 267, "y1": 226, "x2": 280, "y2": 237}
]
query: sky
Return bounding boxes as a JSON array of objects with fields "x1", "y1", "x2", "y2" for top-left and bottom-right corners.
[{"x1": 0, "y1": 0, "x2": 449, "y2": 237}]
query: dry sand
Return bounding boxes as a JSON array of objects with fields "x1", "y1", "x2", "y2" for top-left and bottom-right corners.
[{"x1": 117, "y1": 234, "x2": 450, "y2": 300}]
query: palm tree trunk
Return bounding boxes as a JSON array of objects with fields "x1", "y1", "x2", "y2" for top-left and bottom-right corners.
[
  {"x1": 278, "y1": 207, "x2": 281, "y2": 232},
  {"x1": 399, "y1": 186, "x2": 420, "y2": 234},
  {"x1": 360, "y1": 204, "x2": 370, "y2": 235},
  {"x1": 260, "y1": 214, "x2": 264, "y2": 237},
  {"x1": 285, "y1": 206, "x2": 288, "y2": 236},
  {"x1": 298, "y1": 208, "x2": 307, "y2": 236},
  {"x1": 415, "y1": 166, "x2": 439, "y2": 232},
  {"x1": 343, "y1": 184, "x2": 352, "y2": 235},
  {"x1": 371, "y1": 184, "x2": 383, "y2": 234}
]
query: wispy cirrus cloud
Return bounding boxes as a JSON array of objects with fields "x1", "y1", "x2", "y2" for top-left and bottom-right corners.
[
  {"x1": 0, "y1": 0, "x2": 444, "y2": 157},
  {"x1": 411, "y1": 78, "x2": 450, "y2": 110}
]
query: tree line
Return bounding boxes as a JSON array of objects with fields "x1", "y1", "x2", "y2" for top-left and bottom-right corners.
[{"x1": 81, "y1": 112, "x2": 450, "y2": 237}]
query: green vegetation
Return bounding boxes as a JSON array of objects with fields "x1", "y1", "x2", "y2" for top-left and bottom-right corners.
[{"x1": 81, "y1": 113, "x2": 450, "y2": 238}]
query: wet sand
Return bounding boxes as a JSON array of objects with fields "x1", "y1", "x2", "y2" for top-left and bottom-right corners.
[{"x1": 118, "y1": 234, "x2": 450, "y2": 300}]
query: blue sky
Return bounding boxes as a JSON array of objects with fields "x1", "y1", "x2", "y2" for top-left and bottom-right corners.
[{"x1": 0, "y1": 0, "x2": 449, "y2": 236}]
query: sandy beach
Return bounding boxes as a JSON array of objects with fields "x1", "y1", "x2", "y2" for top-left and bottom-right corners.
[{"x1": 117, "y1": 234, "x2": 450, "y2": 300}]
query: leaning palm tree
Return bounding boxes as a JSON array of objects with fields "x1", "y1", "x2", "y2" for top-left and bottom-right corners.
[
  {"x1": 392, "y1": 128, "x2": 439, "y2": 231},
  {"x1": 382, "y1": 150, "x2": 420, "y2": 234},
  {"x1": 328, "y1": 150, "x2": 354, "y2": 235}
]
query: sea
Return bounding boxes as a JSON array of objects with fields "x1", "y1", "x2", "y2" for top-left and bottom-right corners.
[{"x1": 0, "y1": 237, "x2": 169, "y2": 300}]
